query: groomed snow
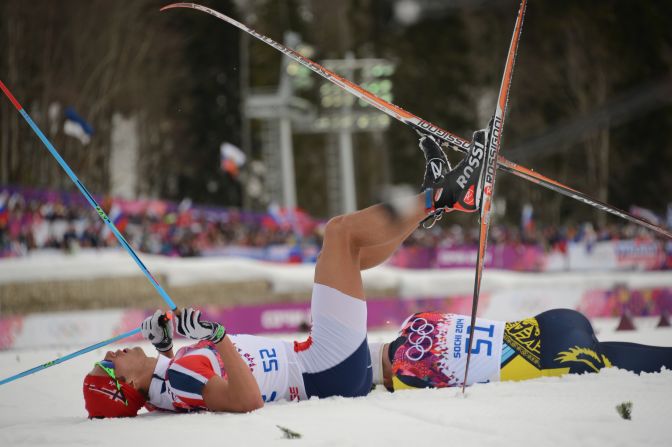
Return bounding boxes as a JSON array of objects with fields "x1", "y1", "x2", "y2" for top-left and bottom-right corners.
[
  {"x1": 2, "y1": 249, "x2": 672, "y2": 297},
  {"x1": 1, "y1": 320, "x2": 671, "y2": 446}
]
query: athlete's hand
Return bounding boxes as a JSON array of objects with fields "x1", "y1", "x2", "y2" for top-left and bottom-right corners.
[
  {"x1": 176, "y1": 308, "x2": 226, "y2": 344},
  {"x1": 141, "y1": 310, "x2": 174, "y2": 352}
]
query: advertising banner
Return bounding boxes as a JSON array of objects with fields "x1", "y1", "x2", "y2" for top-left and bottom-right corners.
[
  {"x1": 566, "y1": 240, "x2": 665, "y2": 271},
  {"x1": 434, "y1": 244, "x2": 545, "y2": 271},
  {"x1": 2, "y1": 284, "x2": 672, "y2": 350}
]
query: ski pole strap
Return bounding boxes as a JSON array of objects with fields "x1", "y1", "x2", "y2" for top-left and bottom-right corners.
[
  {"x1": 420, "y1": 188, "x2": 444, "y2": 229},
  {"x1": 424, "y1": 188, "x2": 435, "y2": 214}
]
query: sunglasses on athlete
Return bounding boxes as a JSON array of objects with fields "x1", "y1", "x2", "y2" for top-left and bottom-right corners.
[{"x1": 95, "y1": 360, "x2": 128, "y2": 406}]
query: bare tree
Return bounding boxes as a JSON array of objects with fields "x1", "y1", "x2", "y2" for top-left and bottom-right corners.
[{"x1": 1, "y1": 0, "x2": 188, "y2": 197}]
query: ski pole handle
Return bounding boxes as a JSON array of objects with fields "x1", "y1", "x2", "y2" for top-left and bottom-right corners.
[{"x1": 158, "y1": 312, "x2": 173, "y2": 327}]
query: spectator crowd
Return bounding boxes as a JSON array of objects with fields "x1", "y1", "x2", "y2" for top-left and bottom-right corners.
[
  {"x1": 0, "y1": 186, "x2": 321, "y2": 259},
  {"x1": 1, "y1": 186, "x2": 669, "y2": 270}
]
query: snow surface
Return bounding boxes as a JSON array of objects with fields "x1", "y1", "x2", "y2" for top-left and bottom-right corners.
[
  {"x1": 2, "y1": 249, "x2": 672, "y2": 301},
  {"x1": 1, "y1": 321, "x2": 671, "y2": 447},
  {"x1": 1, "y1": 250, "x2": 672, "y2": 445}
]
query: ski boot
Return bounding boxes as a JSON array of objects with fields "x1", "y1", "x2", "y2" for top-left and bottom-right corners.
[
  {"x1": 417, "y1": 134, "x2": 451, "y2": 228},
  {"x1": 423, "y1": 128, "x2": 489, "y2": 224}
]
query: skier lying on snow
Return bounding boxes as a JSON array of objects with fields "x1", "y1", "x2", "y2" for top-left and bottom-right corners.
[
  {"x1": 368, "y1": 309, "x2": 672, "y2": 392},
  {"x1": 82, "y1": 128, "x2": 487, "y2": 418},
  {"x1": 82, "y1": 132, "x2": 672, "y2": 418}
]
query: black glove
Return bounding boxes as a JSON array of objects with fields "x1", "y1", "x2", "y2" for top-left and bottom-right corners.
[
  {"x1": 176, "y1": 308, "x2": 226, "y2": 344},
  {"x1": 141, "y1": 310, "x2": 173, "y2": 352}
]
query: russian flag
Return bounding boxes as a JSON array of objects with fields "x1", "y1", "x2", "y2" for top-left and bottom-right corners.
[
  {"x1": 220, "y1": 142, "x2": 246, "y2": 178},
  {"x1": 630, "y1": 205, "x2": 661, "y2": 226},
  {"x1": 111, "y1": 204, "x2": 128, "y2": 232},
  {"x1": 267, "y1": 202, "x2": 289, "y2": 230},
  {"x1": 521, "y1": 203, "x2": 534, "y2": 233},
  {"x1": 102, "y1": 202, "x2": 128, "y2": 239},
  {"x1": 0, "y1": 192, "x2": 8, "y2": 227},
  {"x1": 63, "y1": 106, "x2": 93, "y2": 145},
  {"x1": 267, "y1": 203, "x2": 315, "y2": 238}
]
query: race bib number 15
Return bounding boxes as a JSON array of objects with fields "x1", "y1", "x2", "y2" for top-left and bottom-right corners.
[{"x1": 465, "y1": 324, "x2": 495, "y2": 356}]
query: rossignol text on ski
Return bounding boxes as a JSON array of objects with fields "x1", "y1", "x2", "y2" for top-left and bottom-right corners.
[{"x1": 462, "y1": 0, "x2": 527, "y2": 392}]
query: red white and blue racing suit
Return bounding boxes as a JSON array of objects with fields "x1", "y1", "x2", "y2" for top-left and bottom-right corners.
[{"x1": 146, "y1": 284, "x2": 372, "y2": 412}]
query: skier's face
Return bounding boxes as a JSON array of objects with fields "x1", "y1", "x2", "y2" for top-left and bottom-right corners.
[{"x1": 100, "y1": 347, "x2": 148, "y2": 383}]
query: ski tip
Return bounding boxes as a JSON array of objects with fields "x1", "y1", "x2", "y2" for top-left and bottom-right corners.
[{"x1": 160, "y1": 3, "x2": 194, "y2": 12}]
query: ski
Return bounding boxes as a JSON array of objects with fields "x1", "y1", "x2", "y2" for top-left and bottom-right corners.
[
  {"x1": 160, "y1": 2, "x2": 672, "y2": 240},
  {"x1": 461, "y1": 0, "x2": 527, "y2": 392}
]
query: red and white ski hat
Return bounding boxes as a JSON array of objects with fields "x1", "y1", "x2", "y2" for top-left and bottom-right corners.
[{"x1": 83, "y1": 374, "x2": 146, "y2": 418}]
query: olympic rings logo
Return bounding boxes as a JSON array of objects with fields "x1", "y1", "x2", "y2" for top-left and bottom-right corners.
[{"x1": 405, "y1": 317, "x2": 435, "y2": 361}]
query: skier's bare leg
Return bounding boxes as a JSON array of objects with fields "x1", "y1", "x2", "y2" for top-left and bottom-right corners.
[
  {"x1": 315, "y1": 129, "x2": 490, "y2": 300},
  {"x1": 359, "y1": 225, "x2": 417, "y2": 271},
  {"x1": 315, "y1": 194, "x2": 425, "y2": 300}
]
